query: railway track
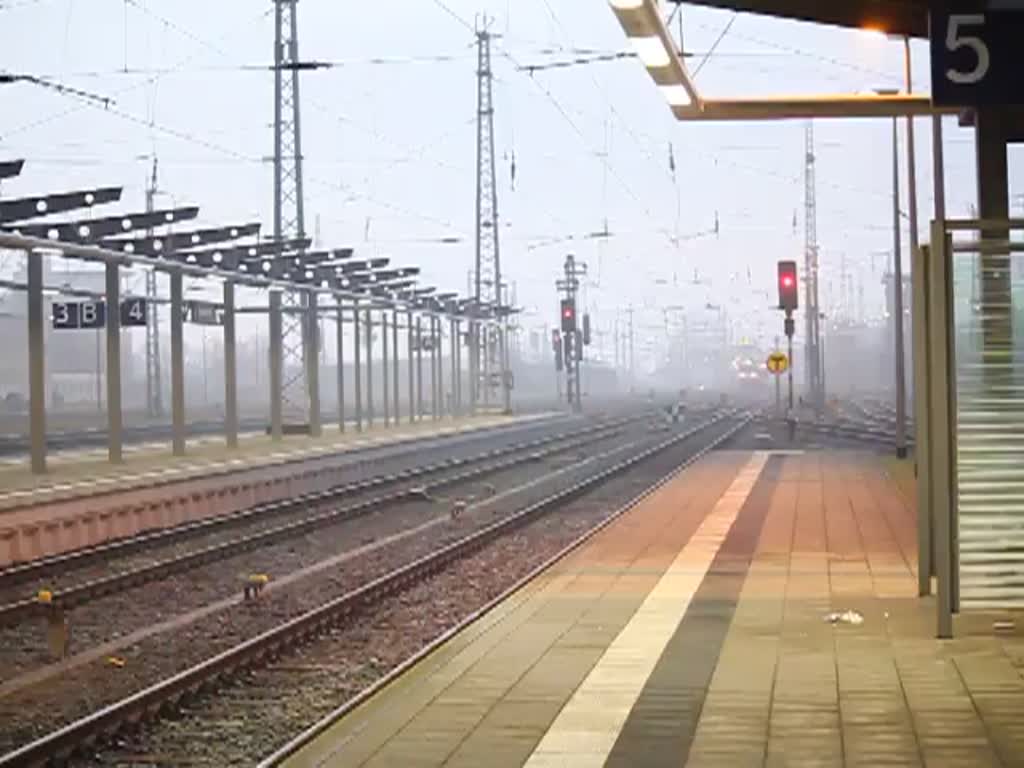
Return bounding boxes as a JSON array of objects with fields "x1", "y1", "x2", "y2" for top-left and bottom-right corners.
[
  {"x1": 748, "y1": 399, "x2": 908, "y2": 448},
  {"x1": 0, "y1": 411, "x2": 573, "y2": 533},
  {"x1": 0, "y1": 406, "x2": 561, "y2": 457},
  {"x1": 0, "y1": 412, "x2": 658, "y2": 710},
  {"x1": 0, "y1": 415, "x2": 634, "y2": 615},
  {"x1": 0, "y1": 411, "x2": 747, "y2": 767},
  {"x1": 800, "y1": 416, "x2": 909, "y2": 447},
  {"x1": 0, "y1": 416, "x2": 270, "y2": 457}
]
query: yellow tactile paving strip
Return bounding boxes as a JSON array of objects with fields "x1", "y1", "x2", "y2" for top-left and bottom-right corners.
[
  {"x1": 281, "y1": 452, "x2": 749, "y2": 768},
  {"x1": 523, "y1": 452, "x2": 768, "y2": 767}
]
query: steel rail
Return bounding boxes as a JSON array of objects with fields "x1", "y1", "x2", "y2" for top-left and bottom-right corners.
[
  {"x1": 799, "y1": 418, "x2": 913, "y2": 447},
  {"x1": 0, "y1": 418, "x2": 635, "y2": 625},
  {"x1": 0, "y1": 412, "x2": 571, "y2": 515},
  {"x1": 0, "y1": 413, "x2": 745, "y2": 768},
  {"x1": 0, "y1": 416, "x2": 623, "y2": 591},
  {"x1": 257, "y1": 413, "x2": 746, "y2": 767}
]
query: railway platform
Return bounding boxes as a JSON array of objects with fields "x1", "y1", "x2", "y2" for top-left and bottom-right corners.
[
  {"x1": 0, "y1": 413, "x2": 540, "y2": 504},
  {"x1": 275, "y1": 449, "x2": 1024, "y2": 768},
  {"x1": 0, "y1": 412, "x2": 555, "y2": 566}
]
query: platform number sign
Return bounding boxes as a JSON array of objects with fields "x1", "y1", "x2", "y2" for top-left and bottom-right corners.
[
  {"x1": 184, "y1": 300, "x2": 224, "y2": 326},
  {"x1": 120, "y1": 298, "x2": 148, "y2": 327},
  {"x1": 51, "y1": 302, "x2": 80, "y2": 329},
  {"x1": 931, "y1": 10, "x2": 1024, "y2": 106},
  {"x1": 51, "y1": 299, "x2": 147, "y2": 330},
  {"x1": 77, "y1": 301, "x2": 106, "y2": 329}
]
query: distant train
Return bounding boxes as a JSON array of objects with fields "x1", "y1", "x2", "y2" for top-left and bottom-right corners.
[{"x1": 732, "y1": 354, "x2": 764, "y2": 386}]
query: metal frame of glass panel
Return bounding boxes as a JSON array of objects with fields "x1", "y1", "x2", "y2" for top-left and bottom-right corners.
[{"x1": 922, "y1": 218, "x2": 1024, "y2": 638}]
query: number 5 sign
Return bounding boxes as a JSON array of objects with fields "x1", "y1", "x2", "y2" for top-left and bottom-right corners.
[{"x1": 931, "y1": 9, "x2": 1024, "y2": 106}]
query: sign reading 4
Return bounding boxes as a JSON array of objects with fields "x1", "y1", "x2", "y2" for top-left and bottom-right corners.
[{"x1": 120, "y1": 298, "x2": 148, "y2": 327}]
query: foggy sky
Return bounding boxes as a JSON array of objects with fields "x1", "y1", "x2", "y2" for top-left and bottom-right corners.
[{"x1": 0, "y1": 0, "x2": 1000, "y2": 367}]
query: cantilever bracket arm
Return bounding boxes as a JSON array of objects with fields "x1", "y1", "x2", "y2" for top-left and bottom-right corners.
[
  {"x1": 674, "y1": 94, "x2": 955, "y2": 120},
  {"x1": 610, "y1": 1, "x2": 954, "y2": 121},
  {"x1": 646, "y1": 0, "x2": 702, "y2": 109},
  {"x1": 610, "y1": 0, "x2": 703, "y2": 109}
]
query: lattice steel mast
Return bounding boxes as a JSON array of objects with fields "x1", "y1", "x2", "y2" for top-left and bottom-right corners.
[
  {"x1": 473, "y1": 16, "x2": 507, "y2": 412},
  {"x1": 803, "y1": 120, "x2": 821, "y2": 410},
  {"x1": 144, "y1": 157, "x2": 163, "y2": 417},
  {"x1": 273, "y1": 0, "x2": 309, "y2": 423}
]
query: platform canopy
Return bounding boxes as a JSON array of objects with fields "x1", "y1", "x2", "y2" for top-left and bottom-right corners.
[
  {"x1": 669, "y1": 0, "x2": 928, "y2": 38},
  {"x1": 607, "y1": 0, "x2": 944, "y2": 120}
]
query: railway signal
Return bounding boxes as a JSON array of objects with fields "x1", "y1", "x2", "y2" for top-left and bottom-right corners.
[
  {"x1": 560, "y1": 298, "x2": 576, "y2": 333},
  {"x1": 777, "y1": 260, "x2": 798, "y2": 311},
  {"x1": 582, "y1": 313, "x2": 591, "y2": 346},
  {"x1": 555, "y1": 254, "x2": 586, "y2": 412},
  {"x1": 776, "y1": 260, "x2": 798, "y2": 425}
]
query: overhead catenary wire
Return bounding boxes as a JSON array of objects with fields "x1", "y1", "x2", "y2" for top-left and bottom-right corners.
[
  {"x1": 514, "y1": 47, "x2": 788, "y2": 75},
  {"x1": 124, "y1": 0, "x2": 236, "y2": 60},
  {"x1": 0, "y1": 5, "x2": 273, "y2": 139},
  {"x1": 512, "y1": 8, "x2": 897, "y2": 210},
  {"x1": 0, "y1": 0, "x2": 53, "y2": 10},
  {"x1": 517, "y1": 50, "x2": 637, "y2": 74},
  {"x1": 694, "y1": 20, "x2": 899, "y2": 82},
  {"x1": 302, "y1": 96, "x2": 476, "y2": 179},
  {"x1": 508, "y1": 14, "x2": 821, "y2": 245},
  {"x1": 6, "y1": 0, "x2": 904, "y2": 282},
  {"x1": 17, "y1": 40, "x2": 800, "y2": 82},
  {"x1": 533, "y1": 0, "x2": 679, "y2": 244},
  {"x1": 0, "y1": 72, "x2": 113, "y2": 107},
  {"x1": 499, "y1": 46, "x2": 661, "y2": 224},
  {"x1": 505, "y1": 62, "x2": 668, "y2": 239},
  {"x1": 41, "y1": 66, "x2": 466, "y2": 238},
  {"x1": 11, "y1": 3, "x2": 469, "y2": 239},
  {"x1": 428, "y1": 0, "x2": 475, "y2": 33},
  {"x1": 419, "y1": 1, "x2": 580, "y2": 247},
  {"x1": 536, "y1": 0, "x2": 674, "y2": 187},
  {"x1": 40, "y1": 51, "x2": 480, "y2": 79},
  {"x1": 691, "y1": 13, "x2": 737, "y2": 78}
]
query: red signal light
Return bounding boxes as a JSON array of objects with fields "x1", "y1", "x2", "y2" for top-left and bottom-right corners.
[
  {"x1": 560, "y1": 299, "x2": 577, "y2": 332},
  {"x1": 777, "y1": 260, "x2": 798, "y2": 311}
]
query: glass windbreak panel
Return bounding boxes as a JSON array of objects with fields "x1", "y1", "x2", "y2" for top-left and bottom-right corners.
[{"x1": 954, "y1": 245, "x2": 1024, "y2": 608}]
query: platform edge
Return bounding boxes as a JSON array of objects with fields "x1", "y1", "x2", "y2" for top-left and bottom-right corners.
[{"x1": 256, "y1": 421, "x2": 746, "y2": 768}]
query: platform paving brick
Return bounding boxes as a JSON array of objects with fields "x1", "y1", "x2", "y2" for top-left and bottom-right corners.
[
  {"x1": 685, "y1": 461, "x2": 796, "y2": 767},
  {"x1": 282, "y1": 453, "x2": 746, "y2": 768},
  {"x1": 525, "y1": 453, "x2": 770, "y2": 768},
  {"x1": 286, "y1": 449, "x2": 1024, "y2": 768},
  {"x1": 829, "y1": 457, "x2": 921, "y2": 767},
  {"x1": 686, "y1": 451, "x2": 1024, "y2": 768},
  {"x1": 375, "y1": 455, "x2": 745, "y2": 768},
  {"x1": 602, "y1": 457, "x2": 780, "y2": 768}
]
